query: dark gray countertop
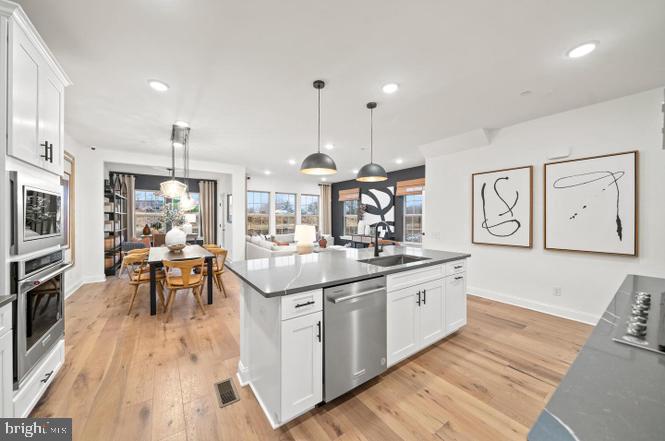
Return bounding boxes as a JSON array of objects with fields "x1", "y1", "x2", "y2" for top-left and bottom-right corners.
[
  {"x1": 227, "y1": 246, "x2": 470, "y2": 297},
  {"x1": 529, "y1": 274, "x2": 665, "y2": 441},
  {"x1": 0, "y1": 294, "x2": 16, "y2": 308}
]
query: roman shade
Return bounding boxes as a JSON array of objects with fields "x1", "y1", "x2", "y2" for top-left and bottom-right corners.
[
  {"x1": 396, "y1": 178, "x2": 425, "y2": 196},
  {"x1": 338, "y1": 188, "x2": 360, "y2": 201}
]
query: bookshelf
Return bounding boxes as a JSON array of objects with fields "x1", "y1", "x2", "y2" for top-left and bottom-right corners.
[{"x1": 104, "y1": 175, "x2": 128, "y2": 276}]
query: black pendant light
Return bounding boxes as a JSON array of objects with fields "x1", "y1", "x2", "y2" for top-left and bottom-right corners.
[
  {"x1": 356, "y1": 102, "x2": 387, "y2": 182},
  {"x1": 300, "y1": 80, "x2": 337, "y2": 175}
]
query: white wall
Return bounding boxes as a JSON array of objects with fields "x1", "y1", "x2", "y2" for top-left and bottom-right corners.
[
  {"x1": 63, "y1": 136, "x2": 247, "y2": 295},
  {"x1": 247, "y1": 174, "x2": 321, "y2": 235},
  {"x1": 424, "y1": 88, "x2": 665, "y2": 324}
]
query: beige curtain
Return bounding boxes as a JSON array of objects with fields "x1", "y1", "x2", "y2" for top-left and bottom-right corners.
[
  {"x1": 199, "y1": 181, "x2": 216, "y2": 244},
  {"x1": 319, "y1": 183, "x2": 332, "y2": 234},
  {"x1": 119, "y1": 174, "x2": 136, "y2": 240}
]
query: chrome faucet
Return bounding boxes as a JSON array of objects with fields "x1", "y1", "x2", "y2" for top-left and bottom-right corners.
[{"x1": 373, "y1": 221, "x2": 390, "y2": 257}]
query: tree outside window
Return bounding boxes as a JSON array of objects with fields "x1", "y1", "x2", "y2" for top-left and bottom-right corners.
[
  {"x1": 247, "y1": 191, "x2": 270, "y2": 235},
  {"x1": 343, "y1": 200, "x2": 359, "y2": 236},
  {"x1": 300, "y1": 194, "x2": 319, "y2": 231},
  {"x1": 404, "y1": 194, "x2": 423, "y2": 243},
  {"x1": 275, "y1": 193, "x2": 296, "y2": 234}
]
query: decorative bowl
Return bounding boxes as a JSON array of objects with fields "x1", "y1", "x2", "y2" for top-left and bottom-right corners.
[{"x1": 167, "y1": 243, "x2": 186, "y2": 253}]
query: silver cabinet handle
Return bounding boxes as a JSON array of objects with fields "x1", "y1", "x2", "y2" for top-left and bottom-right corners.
[
  {"x1": 329, "y1": 287, "x2": 385, "y2": 303},
  {"x1": 454, "y1": 276, "x2": 464, "y2": 280}
]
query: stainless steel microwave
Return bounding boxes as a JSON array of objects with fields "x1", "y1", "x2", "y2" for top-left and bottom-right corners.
[{"x1": 10, "y1": 171, "x2": 63, "y2": 255}]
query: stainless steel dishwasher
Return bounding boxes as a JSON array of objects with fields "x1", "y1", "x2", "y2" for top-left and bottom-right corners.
[{"x1": 324, "y1": 276, "x2": 387, "y2": 402}]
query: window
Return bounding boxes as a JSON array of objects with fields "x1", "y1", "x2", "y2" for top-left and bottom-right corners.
[
  {"x1": 404, "y1": 194, "x2": 423, "y2": 243},
  {"x1": 134, "y1": 190, "x2": 202, "y2": 237},
  {"x1": 275, "y1": 192, "x2": 296, "y2": 234},
  {"x1": 343, "y1": 200, "x2": 359, "y2": 236},
  {"x1": 247, "y1": 191, "x2": 270, "y2": 235},
  {"x1": 135, "y1": 190, "x2": 166, "y2": 236},
  {"x1": 300, "y1": 194, "x2": 319, "y2": 231}
]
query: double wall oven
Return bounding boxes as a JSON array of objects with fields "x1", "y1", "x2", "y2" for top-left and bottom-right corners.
[{"x1": 9, "y1": 171, "x2": 69, "y2": 387}]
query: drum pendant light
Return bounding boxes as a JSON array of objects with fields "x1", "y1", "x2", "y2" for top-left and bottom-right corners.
[
  {"x1": 300, "y1": 80, "x2": 337, "y2": 175},
  {"x1": 356, "y1": 102, "x2": 387, "y2": 182},
  {"x1": 160, "y1": 125, "x2": 188, "y2": 198}
]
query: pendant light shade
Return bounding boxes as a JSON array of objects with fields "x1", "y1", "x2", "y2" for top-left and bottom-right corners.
[
  {"x1": 300, "y1": 80, "x2": 337, "y2": 175},
  {"x1": 160, "y1": 124, "x2": 190, "y2": 198},
  {"x1": 356, "y1": 102, "x2": 387, "y2": 182}
]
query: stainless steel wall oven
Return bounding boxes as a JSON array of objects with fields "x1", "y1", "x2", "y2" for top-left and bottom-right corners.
[{"x1": 11, "y1": 249, "x2": 70, "y2": 387}]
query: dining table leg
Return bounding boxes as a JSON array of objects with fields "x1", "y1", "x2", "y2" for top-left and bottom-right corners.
[
  {"x1": 149, "y1": 263, "x2": 157, "y2": 315},
  {"x1": 207, "y1": 257, "x2": 213, "y2": 305}
]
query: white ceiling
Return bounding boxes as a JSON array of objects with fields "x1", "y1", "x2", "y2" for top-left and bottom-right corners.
[{"x1": 17, "y1": 0, "x2": 665, "y2": 183}]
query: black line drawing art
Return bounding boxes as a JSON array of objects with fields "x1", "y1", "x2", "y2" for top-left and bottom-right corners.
[
  {"x1": 480, "y1": 176, "x2": 521, "y2": 237},
  {"x1": 361, "y1": 186, "x2": 395, "y2": 234},
  {"x1": 553, "y1": 170, "x2": 625, "y2": 241}
]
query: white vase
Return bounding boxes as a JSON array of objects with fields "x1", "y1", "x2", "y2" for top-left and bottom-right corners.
[{"x1": 165, "y1": 227, "x2": 186, "y2": 248}]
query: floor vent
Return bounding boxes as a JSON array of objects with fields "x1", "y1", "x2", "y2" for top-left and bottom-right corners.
[{"x1": 215, "y1": 378, "x2": 240, "y2": 408}]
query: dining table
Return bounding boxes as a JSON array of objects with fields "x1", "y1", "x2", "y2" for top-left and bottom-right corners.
[{"x1": 147, "y1": 245, "x2": 214, "y2": 316}]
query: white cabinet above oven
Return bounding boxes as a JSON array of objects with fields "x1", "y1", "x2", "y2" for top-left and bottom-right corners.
[{"x1": 2, "y1": 2, "x2": 71, "y2": 176}]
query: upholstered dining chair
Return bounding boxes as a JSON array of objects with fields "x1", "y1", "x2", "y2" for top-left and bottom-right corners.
[
  {"x1": 124, "y1": 253, "x2": 165, "y2": 315},
  {"x1": 203, "y1": 246, "x2": 229, "y2": 298},
  {"x1": 162, "y1": 257, "x2": 206, "y2": 322}
]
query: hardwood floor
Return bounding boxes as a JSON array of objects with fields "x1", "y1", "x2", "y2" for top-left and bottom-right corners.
[{"x1": 32, "y1": 272, "x2": 591, "y2": 441}]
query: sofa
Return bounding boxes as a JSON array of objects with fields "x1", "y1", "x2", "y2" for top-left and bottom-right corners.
[{"x1": 245, "y1": 233, "x2": 334, "y2": 259}]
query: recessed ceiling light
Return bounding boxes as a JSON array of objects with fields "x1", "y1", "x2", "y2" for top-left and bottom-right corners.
[
  {"x1": 382, "y1": 83, "x2": 399, "y2": 94},
  {"x1": 174, "y1": 120, "x2": 189, "y2": 128},
  {"x1": 321, "y1": 177, "x2": 327, "y2": 181},
  {"x1": 395, "y1": 158, "x2": 403, "y2": 164},
  {"x1": 352, "y1": 169, "x2": 359, "y2": 174},
  {"x1": 264, "y1": 170, "x2": 272, "y2": 175},
  {"x1": 567, "y1": 41, "x2": 598, "y2": 59},
  {"x1": 288, "y1": 159, "x2": 296, "y2": 165},
  {"x1": 325, "y1": 143, "x2": 334, "y2": 150},
  {"x1": 148, "y1": 79, "x2": 169, "y2": 92}
]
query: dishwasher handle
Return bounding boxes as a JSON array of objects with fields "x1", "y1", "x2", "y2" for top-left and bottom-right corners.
[{"x1": 328, "y1": 287, "x2": 385, "y2": 304}]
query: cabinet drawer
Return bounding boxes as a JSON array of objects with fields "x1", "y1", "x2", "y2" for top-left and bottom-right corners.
[
  {"x1": 387, "y1": 264, "x2": 444, "y2": 292},
  {"x1": 281, "y1": 290, "x2": 323, "y2": 321},
  {"x1": 0, "y1": 303, "x2": 12, "y2": 336},
  {"x1": 445, "y1": 259, "x2": 466, "y2": 276},
  {"x1": 14, "y1": 339, "x2": 64, "y2": 418}
]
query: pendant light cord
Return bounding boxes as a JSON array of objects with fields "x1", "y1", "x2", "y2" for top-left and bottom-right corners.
[
  {"x1": 370, "y1": 107, "x2": 374, "y2": 163},
  {"x1": 317, "y1": 88, "x2": 321, "y2": 153}
]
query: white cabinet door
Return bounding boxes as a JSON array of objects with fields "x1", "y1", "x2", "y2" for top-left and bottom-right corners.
[
  {"x1": 9, "y1": 21, "x2": 41, "y2": 166},
  {"x1": 38, "y1": 66, "x2": 64, "y2": 174},
  {"x1": 387, "y1": 287, "x2": 420, "y2": 366},
  {"x1": 419, "y1": 279, "x2": 445, "y2": 347},
  {"x1": 445, "y1": 273, "x2": 467, "y2": 334},
  {"x1": 280, "y1": 311, "x2": 322, "y2": 422},
  {"x1": 0, "y1": 330, "x2": 13, "y2": 417}
]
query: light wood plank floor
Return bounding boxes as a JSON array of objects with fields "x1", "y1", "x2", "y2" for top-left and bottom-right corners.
[{"x1": 32, "y1": 272, "x2": 591, "y2": 441}]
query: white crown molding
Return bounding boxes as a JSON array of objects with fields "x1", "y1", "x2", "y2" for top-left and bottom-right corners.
[{"x1": 0, "y1": 0, "x2": 72, "y2": 86}]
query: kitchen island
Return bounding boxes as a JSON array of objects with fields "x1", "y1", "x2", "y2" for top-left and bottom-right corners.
[{"x1": 227, "y1": 246, "x2": 470, "y2": 428}]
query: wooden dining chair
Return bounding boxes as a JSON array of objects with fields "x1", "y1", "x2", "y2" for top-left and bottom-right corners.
[
  {"x1": 203, "y1": 246, "x2": 229, "y2": 298},
  {"x1": 119, "y1": 247, "x2": 149, "y2": 277},
  {"x1": 124, "y1": 253, "x2": 166, "y2": 315},
  {"x1": 162, "y1": 257, "x2": 206, "y2": 322}
]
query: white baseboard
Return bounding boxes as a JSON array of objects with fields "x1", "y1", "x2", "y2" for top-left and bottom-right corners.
[
  {"x1": 468, "y1": 286, "x2": 599, "y2": 325},
  {"x1": 65, "y1": 274, "x2": 106, "y2": 298}
]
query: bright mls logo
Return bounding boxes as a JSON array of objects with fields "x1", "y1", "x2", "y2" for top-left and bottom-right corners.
[{"x1": 1, "y1": 418, "x2": 72, "y2": 440}]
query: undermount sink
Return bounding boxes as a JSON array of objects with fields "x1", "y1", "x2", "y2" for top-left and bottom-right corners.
[{"x1": 358, "y1": 254, "x2": 431, "y2": 267}]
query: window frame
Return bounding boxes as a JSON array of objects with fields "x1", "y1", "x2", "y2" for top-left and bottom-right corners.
[
  {"x1": 300, "y1": 193, "x2": 320, "y2": 231},
  {"x1": 274, "y1": 192, "x2": 297, "y2": 234},
  {"x1": 343, "y1": 199, "x2": 359, "y2": 236},
  {"x1": 246, "y1": 190, "x2": 271, "y2": 235},
  {"x1": 403, "y1": 193, "x2": 424, "y2": 244}
]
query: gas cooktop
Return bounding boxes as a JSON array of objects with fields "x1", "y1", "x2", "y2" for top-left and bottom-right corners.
[{"x1": 612, "y1": 289, "x2": 665, "y2": 355}]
